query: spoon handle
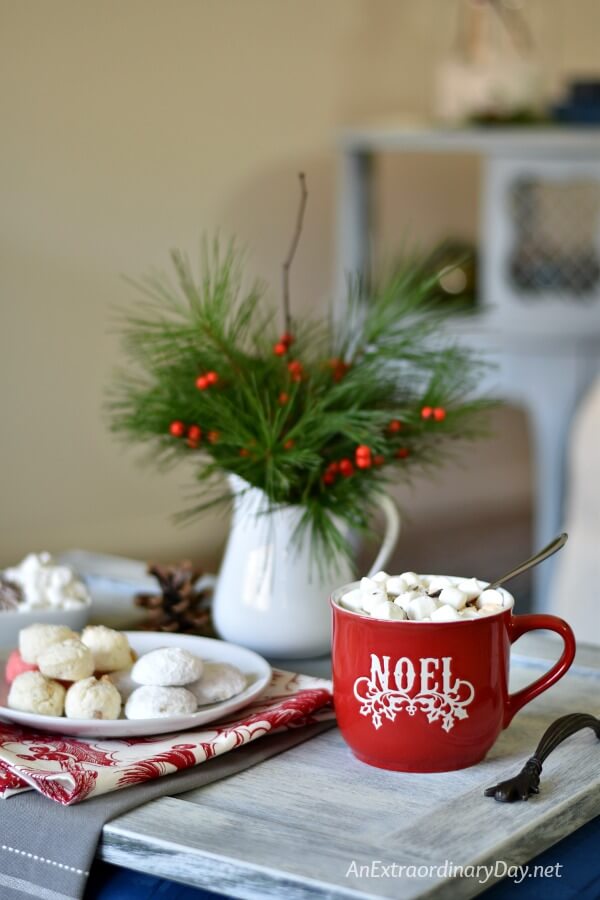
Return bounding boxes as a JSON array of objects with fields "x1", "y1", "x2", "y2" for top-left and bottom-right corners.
[{"x1": 487, "y1": 532, "x2": 568, "y2": 591}]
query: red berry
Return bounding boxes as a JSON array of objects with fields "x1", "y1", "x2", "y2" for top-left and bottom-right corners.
[
  {"x1": 396, "y1": 447, "x2": 410, "y2": 459},
  {"x1": 355, "y1": 445, "x2": 372, "y2": 468},
  {"x1": 187, "y1": 425, "x2": 202, "y2": 442},
  {"x1": 186, "y1": 438, "x2": 199, "y2": 449},
  {"x1": 273, "y1": 342, "x2": 287, "y2": 356},
  {"x1": 339, "y1": 458, "x2": 354, "y2": 477},
  {"x1": 388, "y1": 419, "x2": 402, "y2": 433},
  {"x1": 281, "y1": 332, "x2": 294, "y2": 347},
  {"x1": 207, "y1": 430, "x2": 219, "y2": 443},
  {"x1": 278, "y1": 392, "x2": 290, "y2": 405},
  {"x1": 169, "y1": 420, "x2": 185, "y2": 438},
  {"x1": 326, "y1": 461, "x2": 340, "y2": 475},
  {"x1": 374, "y1": 454, "x2": 385, "y2": 466},
  {"x1": 421, "y1": 406, "x2": 433, "y2": 420},
  {"x1": 283, "y1": 438, "x2": 295, "y2": 450},
  {"x1": 195, "y1": 375, "x2": 208, "y2": 390},
  {"x1": 239, "y1": 448, "x2": 250, "y2": 457},
  {"x1": 287, "y1": 359, "x2": 302, "y2": 372},
  {"x1": 291, "y1": 372, "x2": 302, "y2": 383},
  {"x1": 205, "y1": 371, "x2": 219, "y2": 386},
  {"x1": 323, "y1": 471, "x2": 336, "y2": 485},
  {"x1": 433, "y1": 407, "x2": 446, "y2": 421}
]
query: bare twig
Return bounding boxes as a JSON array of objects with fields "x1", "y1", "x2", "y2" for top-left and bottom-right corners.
[{"x1": 282, "y1": 172, "x2": 308, "y2": 333}]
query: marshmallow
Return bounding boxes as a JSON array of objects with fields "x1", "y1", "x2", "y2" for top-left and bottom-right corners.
[
  {"x1": 456, "y1": 578, "x2": 484, "y2": 601},
  {"x1": 476, "y1": 589, "x2": 505, "y2": 609},
  {"x1": 4, "y1": 553, "x2": 90, "y2": 611},
  {"x1": 478, "y1": 605, "x2": 503, "y2": 617},
  {"x1": 8, "y1": 671, "x2": 65, "y2": 716},
  {"x1": 19, "y1": 624, "x2": 78, "y2": 665},
  {"x1": 460, "y1": 607, "x2": 481, "y2": 619},
  {"x1": 399, "y1": 571, "x2": 422, "y2": 589},
  {"x1": 431, "y1": 604, "x2": 462, "y2": 622},
  {"x1": 125, "y1": 685, "x2": 198, "y2": 719},
  {"x1": 371, "y1": 600, "x2": 408, "y2": 621},
  {"x1": 188, "y1": 662, "x2": 247, "y2": 705},
  {"x1": 371, "y1": 571, "x2": 389, "y2": 585},
  {"x1": 359, "y1": 577, "x2": 387, "y2": 612},
  {"x1": 394, "y1": 589, "x2": 422, "y2": 611},
  {"x1": 38, "y1": 639, "x2": 94, "y2": 681},
  {"x1": 427, "y1": 576, "x2": 454, "y2": 595},
  {"x1": 65, "y1": 676, "x2": 122, "y2": 720},
  {"x1": 385, "y1": 575, "x2": 409, "y2": 596},
  {"x1": 131, "y1": 647, "x2": 203, "y2": 687},
  {"x1": 81, "y1": 626, "x2": 132, "y2": 673},
  {"x1": 407, "y1": 595, "x2": 438, "y2": 621},
  {"x1": 339, "y1": 588, "x2": 364, "y2": 612},
  {"x1": 438, "y1": 586, "x2": 468, "y2": 610}
]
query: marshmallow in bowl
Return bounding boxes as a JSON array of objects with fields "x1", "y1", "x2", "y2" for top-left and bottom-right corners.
[
  {"x1": 371, "y1": 600, "x2": 407, "y2": 621},
  {"x1": 8, "y1": 671, "x2": 66, "y2": 717},
  {"x1": 37, "y1": 638, "x2": 95, "y2": 682},
  {"x1": 438, "y1": 587, "x2": 468, "y2": 611},
  {"x1": 3, "y1": 552, "x2": 90, "y2": 611},
  {"x1": 65, "y1": 676, "x2": 122, "y2": 720},
  {"x1": 358, "y1": 577, "x2": 387, "y2": 613},
  {"x1": 125, "y1": 685, "x2": 198, "y2": 719},
  {"x1": 476, "y1": 589, "x2": 506, "y2": 608},
  {"x1": 19, "y1": 623, "x2": 79, "y2": 664},
  {"x1": 81, "y1": 625, "x2": 132, "y2": 673},
  {"x1": 339, "y1": 571, "x2": 513, "y2": 622},
  {"x1": 131, "y1": 647, "x2": 203, "y2": 687}
]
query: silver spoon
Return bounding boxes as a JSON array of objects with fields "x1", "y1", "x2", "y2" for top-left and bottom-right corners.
[{"x1": 486, "y1": 532, "x2": 568, "y2": 591}]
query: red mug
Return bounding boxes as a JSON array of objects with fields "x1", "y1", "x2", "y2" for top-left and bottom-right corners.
[{"x1": 331, "y1": 582, "x2": 576, "y2": 772}]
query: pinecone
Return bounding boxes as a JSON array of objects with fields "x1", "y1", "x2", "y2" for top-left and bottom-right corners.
[
  {"x1": 0, "y1": 577, "x2": 22, "y2": 611},
  {"x1": 135, "y1": 561, "x2": 212, "y2": 634}
]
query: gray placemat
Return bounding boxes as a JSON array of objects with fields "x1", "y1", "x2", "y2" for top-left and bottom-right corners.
[{"x1": 0, "y1": 721, "x2": 334, "y2": 900}]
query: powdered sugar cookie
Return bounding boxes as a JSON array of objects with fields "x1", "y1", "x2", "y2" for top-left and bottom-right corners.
[
  {"x1": 125, "y1": 685, "x2": 198, "y2": 719},
  {"x1": 65, "y1": 676, "x2": 122, "y2": 720},
  {"x1": 37, "y1": 639, "x2": 94, "y2": 682},
  {"x1": 81, "y1": 626, "x2": 132, "y2": 673},
  {"x1": 19, "y1": 624, "x2": 78, "y2": 665},
  {"x1": 188, "y1": 662, "x2": 247, "y2": 706},
  {"x1": 8, "y1": 671, "x2": 65, "y2": 717},
  {"x1": 131, "y1": 647, "x2": 203, "y2": 687}
]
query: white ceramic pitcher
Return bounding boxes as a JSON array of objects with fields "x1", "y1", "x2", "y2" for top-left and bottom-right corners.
[{"x1": 212, "y1": 475, "x2": 400, "y2": 659}]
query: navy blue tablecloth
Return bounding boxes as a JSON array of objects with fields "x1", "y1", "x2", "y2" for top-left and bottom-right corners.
[{"x1": 85, "y1": 814, "x2": 600, "y2": 900}]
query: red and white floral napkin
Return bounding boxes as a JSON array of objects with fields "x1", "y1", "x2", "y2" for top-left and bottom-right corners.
[{"x1": 0, "y1": 670, "x2": 333, "y2": 805}]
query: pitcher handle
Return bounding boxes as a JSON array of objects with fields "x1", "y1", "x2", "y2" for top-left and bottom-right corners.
[{"x1": 366, "y1": 494, "x2": 401, "y2": 577}]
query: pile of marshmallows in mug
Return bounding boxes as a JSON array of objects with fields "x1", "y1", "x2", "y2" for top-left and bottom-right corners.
[{"x1": 340, "y1": 572, "x2": 514, "y2": 622}]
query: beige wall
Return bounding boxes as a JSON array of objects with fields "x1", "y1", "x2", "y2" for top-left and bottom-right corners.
[{"x1": 1, "y1": 0, "x2": 596, "y2": 567}]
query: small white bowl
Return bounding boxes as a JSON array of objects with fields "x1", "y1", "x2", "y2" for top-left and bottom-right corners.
[{"x1": 0, "y1": 600, "x2": 92, "y2": 650}]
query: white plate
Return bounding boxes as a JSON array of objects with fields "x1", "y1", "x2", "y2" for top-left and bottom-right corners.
[{"x1": 0, "y1": 632, "x2": 272, "y2": 739}]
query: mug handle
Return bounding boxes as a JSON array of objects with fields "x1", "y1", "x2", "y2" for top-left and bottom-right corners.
[
  {"x1": 504, "y1": 614, "x2": 576, "y2": 728},
  {"x1": 366, "y1": 494, "x2": 401, "y2": 578}
]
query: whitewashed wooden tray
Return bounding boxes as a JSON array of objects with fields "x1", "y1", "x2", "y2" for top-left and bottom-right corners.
[{"x1": 101, "y1": 637, "x2": 600, "y2": 899}]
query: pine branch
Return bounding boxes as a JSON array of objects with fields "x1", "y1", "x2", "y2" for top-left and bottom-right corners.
[{"x1": 108, "y1": 234, "x2": 496, "y2": 572}]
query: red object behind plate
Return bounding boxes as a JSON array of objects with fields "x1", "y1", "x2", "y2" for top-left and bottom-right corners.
[{"x1": 5, "y1": 650, "x2": 38, "y2": 685}]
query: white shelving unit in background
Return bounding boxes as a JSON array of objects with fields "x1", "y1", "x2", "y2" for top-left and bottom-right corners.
[{"x1": 335, "y1": 125, "x2": 600, "y2": 610}]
